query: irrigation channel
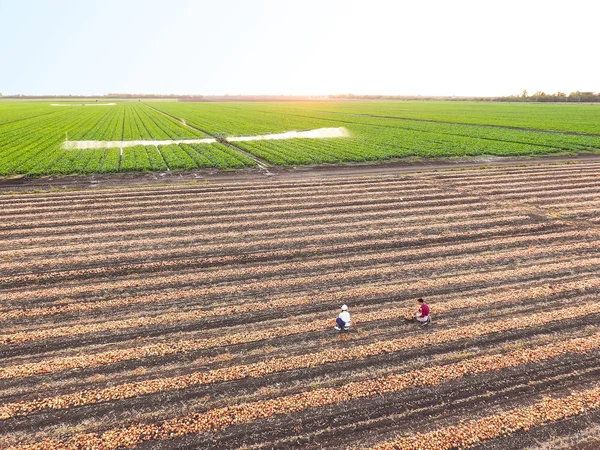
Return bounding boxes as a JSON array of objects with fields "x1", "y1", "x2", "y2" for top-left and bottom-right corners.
[{"x1": 61, "y1": 127, "x2": 350, "y2": 149}]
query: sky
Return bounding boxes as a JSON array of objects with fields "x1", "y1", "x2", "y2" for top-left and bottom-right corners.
[{"x1": 0, "y1": 0, "x2": 599, "y2": 97}]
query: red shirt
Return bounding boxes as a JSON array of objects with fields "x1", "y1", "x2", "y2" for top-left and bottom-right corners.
[{"x1": 419, "y1": 303, "x2": 430, "y2": 317}]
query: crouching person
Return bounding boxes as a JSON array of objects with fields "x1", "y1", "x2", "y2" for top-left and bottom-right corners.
[
  {"x1": 335, "y1": 304, "x2": 351, "y2": 331},
  {"x1": 412, "y1": 298, "x2": 431, "y2": 326}
]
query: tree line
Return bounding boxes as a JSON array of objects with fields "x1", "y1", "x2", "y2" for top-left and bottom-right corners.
[{"x1": 498, "y1": 91, "x2": 600, "y2": 103}]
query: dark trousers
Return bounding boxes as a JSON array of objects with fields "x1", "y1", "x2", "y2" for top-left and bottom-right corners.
[{"x1": 336, "y1": 318, "x2": 347, "y2": 328}]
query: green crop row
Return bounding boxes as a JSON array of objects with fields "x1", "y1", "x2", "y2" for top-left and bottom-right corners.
[
  {"x1": 273, "y1": 101, "x2": 600, "y2": 135},
  {"x1": 0, "y1": 100, "x2": 599, "y2": 175}
]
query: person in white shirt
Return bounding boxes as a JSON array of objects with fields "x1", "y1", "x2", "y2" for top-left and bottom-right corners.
[{"x1": 335, "y1": 304, "x2": 351, "y2": 331}]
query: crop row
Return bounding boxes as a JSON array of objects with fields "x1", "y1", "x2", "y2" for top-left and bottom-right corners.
[
  {"x1": 0, "y1": 183, "x2": 455, "y2": 218},
  {"x1": 3, "y1": 283, "x2": 598, "y2": 421},
  {"x1": 4, "y1": 173, "x2": 596, "y2": 239},
  {"x1": 0, "y1": 182, "x2": 435, "y2": 215},
  {"x1": 2, "y1": 182, "x2": 597, "y2": 233},
  {"x1": 1, "y1": 162, "x2": 599, "y2": 448},
  {"x1": 0, "y1": 225, "x2": 583, "y2": 316},
  {"x1": 128, "y1": 103, "x2": 203, "y2": 140},
  {"x1": 5, "y1": 202, "x2": 596, "y2": 258},
  {"x1": 3, "y1": 100, "x2": 600, "y2": 175},
  {"x1": 2, "y1": 326, "x2": 598, "y2": 422},
  {"x1": 0, "y1": 172, "x2": 428, "y2": 203},
  {"x1": 0, "y1": 216, "x2": 538, "y2": 276},
  {"x1": 6, "y1": 180, "x2": 595, "y2": 234},
  {"x1": 255, "y1": 101, "x2": 600, "y2": 145},
  {"x1": 28, "y1": 106, "x2": 123, "y2": 175},
  {"x1": 287, "y1": 101, "x2": 600, "y2": 134},
  {"x1": 7, "y1": 247, "x2": 600, "y2": 344},
  {"x1": 2, "y1": 204, "x2": 509, "y2": 251},
  {"x1": 3, "y1": 288, "x2": 599, "y2": 380},
  {"x1": 1, "y1": 230, "x2": 593, "y2": 319},
  {"x1": 371, "y1": 386, "x2": 600, "y2": 450},
  {"x1": 2, "y1": 240, "x2": 598, "y2": 341},
  {"x1": 0, "y1": 102, "x2": 258, "y2": 175},
  {"x1": 0, "y1": 214, "x2": 534, "y2": 273},
  {"x1": 76, "y1": 105, "x2": 124, "y2": 141},
  {"x1": 0, "y1": 179, "x2": 444, "y2": 220},
  {"x1": 0, "y1": 102, "x2": 64, "y2": 126},
  {"x1": 429, "y1": 161, "x2": 600, "y2": 179},
  {"x1": 434, "y1": 164, "x2": 600, "y2": 185},
  {"x1": 6, "y1": 223, "x2": 591, "y2": 287},
  {"x1": 0, "y1": 222, "x2": 579, "y2": 308},
  {"x1": 9, "y1": 165, "x2": 595, "y2": 221},
  {"x1": 454, "y1": 177, "x2": 600, "y2": 197},
  {"x1": 10, "y1": 323, "x2": 600, "y2": 450},
  {"x1": 0, "y1": 194, "x2": 488, "y2": 235},
  {"x1": 0, "y1": 107, "x2": 110, "y2": 175},
  {"x1": 230, "y1": 114, "x2": 598, "y2": 165},
  {"x1": 6, "y1": 217, "x2": 562, "y2": 271},
  {"x1": 0, "y1": 200, "x2": 513, "y2": 254}
]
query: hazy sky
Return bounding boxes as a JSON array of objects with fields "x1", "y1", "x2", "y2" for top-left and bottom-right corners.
[{"x1": 1, "y1": 0, "x2": 598, "y2": 96}]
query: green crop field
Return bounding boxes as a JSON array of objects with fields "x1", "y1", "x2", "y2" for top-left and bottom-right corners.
[{"x1": 1, "y1": 100, "x2": 600, "y2": 176}]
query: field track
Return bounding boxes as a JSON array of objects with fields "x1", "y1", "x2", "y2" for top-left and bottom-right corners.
[{"x1": 1, "y1": 160, "x2": 600, "y2": 449}]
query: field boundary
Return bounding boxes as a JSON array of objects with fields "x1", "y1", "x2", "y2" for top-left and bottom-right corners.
[{"x1": 2, "y1": 154, "x2": 600, "y2": 193}]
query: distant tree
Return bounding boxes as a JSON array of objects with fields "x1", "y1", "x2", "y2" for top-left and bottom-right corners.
[
  {"x1": 555, "y1": 91, "x2": 567, "y2": 102},
  {"x1": 496, "y1": 90, "x2": 599, "y2": 103},
  {"x1": 580, "y1": 92, "x2": 596, "y2": 102}
]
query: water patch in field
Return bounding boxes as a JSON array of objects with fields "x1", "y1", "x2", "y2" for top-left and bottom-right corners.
[
  {"x1": 64, "y1": 138, "x2": 217, "y2": 150},
  {"x1": 63, "y1": 127, "x2": 349, "y2": 150},
  {"x1": 231, "y1": 127, "x2": 350, "y2": 141},
  {"x1": 51, "y1": 103, "x2": 117, "y2": 107}
]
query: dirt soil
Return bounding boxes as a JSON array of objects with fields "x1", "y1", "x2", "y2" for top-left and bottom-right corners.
[
  {"x1": 1, "y1": 157, "x2": 600, "y2": 449},
  {"x1": 2, "y1": 153, "x2": 600, "y2": 193}
]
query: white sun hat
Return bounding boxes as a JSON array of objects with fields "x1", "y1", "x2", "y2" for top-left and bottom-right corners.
[{"x1": 341, "y1": 304, "x2": 348, "y2": 311}]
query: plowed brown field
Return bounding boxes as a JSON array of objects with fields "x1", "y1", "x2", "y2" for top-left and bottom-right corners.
[{"x1": 1, "y1": 161, "x2": 600, "y2": 450}]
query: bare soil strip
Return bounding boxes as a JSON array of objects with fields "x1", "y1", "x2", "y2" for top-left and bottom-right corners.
[
  {"x1": 2, "y1": 244, "x2": 598, "y2": 344},
  {"x1": 2, "y1": 160, "x2": 600, "y2": 449}
]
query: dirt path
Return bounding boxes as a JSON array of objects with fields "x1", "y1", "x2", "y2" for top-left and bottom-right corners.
[{"x1": 2, "y1": 153, "x2": 600, "y2": 193}]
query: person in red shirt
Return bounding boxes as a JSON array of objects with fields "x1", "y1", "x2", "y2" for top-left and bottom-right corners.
[{"x1": 412, "y1": 298, "x2": 431, "y2": 326}]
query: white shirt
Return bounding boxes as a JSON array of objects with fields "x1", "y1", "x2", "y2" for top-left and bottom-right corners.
[{"x1": 338, "y1": 311, "x2": 351, "y2": 325}]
